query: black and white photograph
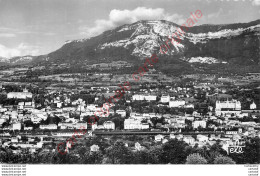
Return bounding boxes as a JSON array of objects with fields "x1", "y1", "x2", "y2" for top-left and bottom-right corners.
[{"x1": 0, "y1": 0, "x2": 259, "y2": 175}]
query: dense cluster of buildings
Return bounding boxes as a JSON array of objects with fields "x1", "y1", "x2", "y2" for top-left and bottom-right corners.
[{"x1": 0, "y1": 69, "x2": 259, "y2": 156}]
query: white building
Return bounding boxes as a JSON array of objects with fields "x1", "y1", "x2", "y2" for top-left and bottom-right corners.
[
  {"x1": 169, "y1": 100, "x2": 185, "y2": 108},
  {"x1": 161, "y1": 95, "x2": 170, "y2": 103},
  {"x1": 103, "y1": 121, "x2": 115, "y2": 130},
  {"x1": 184, "y1": 104, "x2": 194, "y2": 109},
  {"x1": 193, "y1": 120, "x2": 206, "y2": 128},
  {"x1": 250, "y1": 102, "x2": 257, "y2": 110},
  {"x1": 216, "y1": 99, "x2": 241, "y2": 110},
  {"x1": 0, "y1": 118, "x2": 6, "y2": 125},
  {"x1": 197, "y1": 135, "x2": 208, "y2": 142},
  {"x1": 116, "y1": 110, "x2": 126, "y2": 117},
  {"x1": 183, "y1": 136, "x2": 195, "y2": 145},
  {"x1": 155, "y1": 134, "x2": 164, "y2": 142},
  {"x1": 141, "y1": 123, "x2": 149, "y2": 129},
  {"x1": 31, "y1": 117, "x2": 42, "y2": 124},
  {"x1": 130, "y1": 113, "x2": 145, "y2": 120},
  {"x1": 57, "y1": 102, "x2": 62, "y2": 108},
  {"x1": 7, "y1": 89, "x2": 32, "y2": 99},
  {"x1": 86, "y1": 104, "x2": 98, "y2": 111},
  {"x1": 90, "y1": 144, "x2": 100, "y2": 152},
  {"x1": 124, "y1": 119, "x2": 149, "y2": 130},
  {"x1": 91, "y1": 123, "x2": 98, "y2": 131},
  {"x1": 74, "y1": 123, "x2": 88, "y2": 129},
  {"x1": 24, "y1": 127, "x2": 33, "y2": 130},
  {"x1": 132, "y1": 94, "x2": 157, "y2": 101},
  {"x1": 215, "y1": 99, "x2": 241, "y2": 115},
  {"x1": 39, "y1": 124, "x2": 58, "y2": 130},
  {"x1": 12, "y1": 123, "x2": 21, "y2": 130}
]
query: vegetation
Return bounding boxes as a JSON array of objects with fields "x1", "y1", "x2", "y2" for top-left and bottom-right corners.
[
  {"x1": 1, "y1": 136, "x2": 259, "y2": 164},
  {"x1": 213, "y1": 155, "x2": 235, "y2": 164},
  {"x1": 185, "y1": 153, "x2": 208, "y2": 164}
]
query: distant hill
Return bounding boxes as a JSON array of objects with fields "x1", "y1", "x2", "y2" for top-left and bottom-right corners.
[{"x1": 0, "y1": 55, "x2": 35, "y2": 66}]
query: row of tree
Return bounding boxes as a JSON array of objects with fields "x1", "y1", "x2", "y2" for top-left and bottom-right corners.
[{"x1": 1, "y1": 137, "x2": 259, "y2": 164}]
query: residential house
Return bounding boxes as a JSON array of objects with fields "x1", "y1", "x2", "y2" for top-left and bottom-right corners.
[
  {"x1": 155, "y1": 134, "x2": 164, "y2": 142},
  {"x1": 116, "y1": 110, "x2": 126, "y2": 117},
  {"x1": 183, "y1": 136, "x2": 195, "y2": 145},
  {"x1": 161, "y1": 95, "x2": 170, "y2": 103},
  {"x1": 193, "y1": 120, "x2": 206, "y2": 128},
  {"x1": 169, "y1": 100, "x2": 185, "y2": 108},
  {"x1": 39, "y1": 124, "x2": 58, "y2": 130},
  {"x1": 12, "y1": 123, "x2": 21, "y2": 130},
  {"x1": 103, "y1": 121, "x2": 115, "y2": 130}
]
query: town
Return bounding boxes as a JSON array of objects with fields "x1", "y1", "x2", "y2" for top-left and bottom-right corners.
[{"x1": 0, "y1": 61, "x2": 259, "y2": 164}]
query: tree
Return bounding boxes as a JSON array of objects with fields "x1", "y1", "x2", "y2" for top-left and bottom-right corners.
[
  {"x1": 161, "y1": 139, "x2": 189, "y2": 164},
  {"x1": 147, "y1": 146, "x2": 163, "y2": 164},
  {"x1": 213, "y1": 155, "x2": 236, "y2": 164},
  {"x1": 105, "y1": 140, "x2": 133, "y2": 164},
  {"x1": 230, "y1": 137, "x2": 260, "y2": 164},
  {"x1": 111, "y1": 116, "x2": 124, "y2": 130},
  {"x1": 82, "y1": 150, "x2": 103, "y2": 164},
  {"x1": 186, "y1": 153, "x2": 208, "y2": 164},
  {"x1": 132, "y1": 146, "x2": 163, "y2": 164}
]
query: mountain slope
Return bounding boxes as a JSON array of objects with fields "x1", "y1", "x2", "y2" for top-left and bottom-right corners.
[{"x1": 31, "y1": 19, "x2": 260, "y2": 68}]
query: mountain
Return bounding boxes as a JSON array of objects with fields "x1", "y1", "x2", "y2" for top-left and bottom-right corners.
[
  {"x1": 1, "y1": 19, "x2": 257, "y2": 75},
  {"x1": 0, "y1": 55, "x2": 35, "y2": 66},
  {"x1": 32, "y1": 19, "x2": 259, "y2": 68},
  {"x1": 9, "y1": 56, "x2": 35, "y2": 64},
  {"x1": 0, "y1": 56, "x2": 9, "y2": 63}
]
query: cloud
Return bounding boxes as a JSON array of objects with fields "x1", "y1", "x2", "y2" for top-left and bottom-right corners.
[
  {"x1": 79, "y1": 7, "x2": 185, "y2": 37},
  {"x1": 252, "y1": 0, "x2": 260, "y2": 6},
  {"x1": 0, "y1": 33, "x2": 16, "y2": 38},
  {"x1": 44, "y1": 32, "x2": 56, "y2": 36},
  {"x1": 208, "y1": 8, "x2": 224, "y2": 19},
  {"x1": 0, "y1": 43, "x2": 40, "y2": 58}
]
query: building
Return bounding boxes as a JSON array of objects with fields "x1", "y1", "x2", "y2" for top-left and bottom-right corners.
[
  {"x1": 86, "y1": 104, "x2": 97, "y2": 111},
  {"x1": 215, "y1": 99, "x2": 241, "y2": 116},
  {"x1": 161, "y1": 95, "x2": 170, "y2": 103},
  {"x1": 225, "y1": 131, "x2": 238, "y2": 137},
  {"x1": 169, "y1": 100, "x2": 185, "y2": 108},
  {"x1": 74, "y1": 123, "x2": 88, "y2": 129},
  {"x1": 24, "y1": 127, "x2": 33, "y2": 130},
  {"x1": 116, "y1": 110, "x2": 126, "y2": 117},
  {"x1": 193, "y1": 120, "x2": 206, "y2": 128},
  {"x1": 7, "y1": 89, "x2": 32, "y2": 99},
  {"x1": 59, "y1": 123, "x2": 74, "y2": 129},
  {"x1": 250, "y1": 102, "x2": 257, "y2": 110},
  {"x1": 0, "y1": 118, "x2": 6, "y2": 125},
  {"x1": 124, "y1": 119, "x2": 149, "y2": 130},
  {"x1": 12, "y1": 123, "x2": 21, "y2": 130},
  {"x1": 184, "y1": 104, "x2": 194, "y2": 109},
  {"x1": 103, "y1": 121, "x2": 115, "y2": 130},
  {"x1": 183, "y1": 136, "x2": 195, "y2": 145},
  {"x1": 130, "y1": 113, "x2": 145, "y2": 120},
  {"x1": 215, "y1": 99, "x2": 241, "y2": 111},
  {"x1": 132, "y1": 94, "x2": 157, "y2": 101},
  {"x1": 39, "y1": 124, "x2": 58, "y2": 130},
  {"x1": 197, "y1": 135, "x2": 208, "y2": 142},
  {"x1": 90, "y1": 145, "x2": 100, "y2": 152},
  {"x1": 155, "y1": 135, "x2": 164, "y2": 142}
]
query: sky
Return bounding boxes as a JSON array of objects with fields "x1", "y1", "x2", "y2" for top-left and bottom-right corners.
[{"x1": 0, "y1": 0, "x2": 259, "y2": 58}]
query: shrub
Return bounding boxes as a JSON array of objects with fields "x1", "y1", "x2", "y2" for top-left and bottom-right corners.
[{"x1": 186, "y1": 153, "x2": 208, "y2": 164}]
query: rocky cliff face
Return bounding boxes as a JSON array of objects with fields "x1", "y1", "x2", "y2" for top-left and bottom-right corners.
[{"x1": 32, "y1": 19, "x2": 259, "y2": 67}]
